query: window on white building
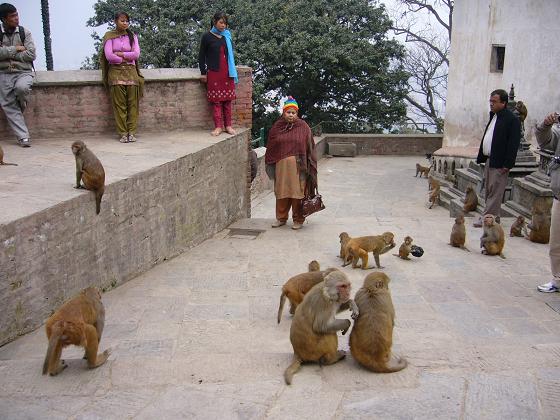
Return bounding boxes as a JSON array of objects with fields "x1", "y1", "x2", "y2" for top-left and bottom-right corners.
[{"x1": 490, "y1": 45, "x2": 506, "y2": 73}]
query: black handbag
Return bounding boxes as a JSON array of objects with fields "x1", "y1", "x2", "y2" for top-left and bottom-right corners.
[{"x1": 302, "y1": 184, "x2": 325, "y2": 217}]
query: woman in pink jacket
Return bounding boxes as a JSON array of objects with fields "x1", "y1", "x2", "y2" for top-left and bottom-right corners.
[{"x1": 100, "y1": 12, "x2": 143, "y2": 143}]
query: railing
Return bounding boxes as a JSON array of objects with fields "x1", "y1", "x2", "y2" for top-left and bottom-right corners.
[{"x1": 250, "y1": 127, "x2": 265, "y2": 148}]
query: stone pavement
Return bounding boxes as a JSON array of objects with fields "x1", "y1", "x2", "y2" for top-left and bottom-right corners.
[{"x1": 1, "y1": 155, "x2": 559, "y2": 419}]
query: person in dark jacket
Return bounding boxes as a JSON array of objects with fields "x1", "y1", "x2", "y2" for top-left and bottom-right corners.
[{"x1": 474, "y1": 89, "x2": 521, "y2": 227}]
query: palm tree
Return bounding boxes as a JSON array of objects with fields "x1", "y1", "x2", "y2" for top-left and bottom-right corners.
[{"x1": 41, "y1": 0, "x2": 53, "y2": 70}]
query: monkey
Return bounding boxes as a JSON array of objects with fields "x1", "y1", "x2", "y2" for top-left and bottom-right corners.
[
  {"x1": 515, "y1": 101, "x2": 528, "y2": 130},
  {"x1": 428, "y1": 183, "x2": 440, "y2": 209},
  {"x1": 0, "y1": 145, "x2": 17, "y2": 166},
  {"x1": 308, "y1": 260, "x2": 320, "y2": 272},
  {"x1": 349, "y1": 272, "x2": 407, "y2": 373},
  {"x1": 463, "y1": 186, "x2": 478, "y2": 213},
  {"x1": 393, "y1": 236, "x2": 413, "y2": 260},
  {"x1": 480, "y1": 214, "x2": 505, "y2": 258},
  {"x1": 509, "y1": 215, "x2": 526, "y2": 237},
  {"x1": 43, "y1": 287, "x2": 110, "y2": 376},
  {"x1": 338, "y1": 232, "x2": 351, "y2": 261},
  {"x1": 343, "y1": 232, "x2": 396, "y2": 269},
  {"x1": 71, "y1": 141, "x2": 105, "y2": 215},
  {"x1": 284, "y1": 270, "x2": 359, "y2": 384},
  {"x1": 526, "y1": 199, "x2": 551, "y2": 244},
  {"x1": 428, "y1": 175, "x2": 440, "y2": 192},
  {"x1": 277, "y1": 263, "x2": 340, "y2": 323},
  {"x1": 415, "y1": 163, "x2": 430, "y2": 178},
  {"x1": 449, "y1": 214, "x2": 470, "y2": 251}
]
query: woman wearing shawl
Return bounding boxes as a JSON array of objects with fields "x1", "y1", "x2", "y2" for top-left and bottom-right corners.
[
  {"x1": 199, "y1": 11, "x2": 238, "y2": 136},
  {"x1": 100, "y1": 11, "x2": 143, "y2": 143},
  {"x1": 265, "y1": 97, "x2": 318, "y2": 230}
]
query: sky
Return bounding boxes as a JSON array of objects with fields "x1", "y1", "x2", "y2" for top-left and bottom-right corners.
[{"x1": 15, "y1": 0, "x2": 105, "y2": 70}]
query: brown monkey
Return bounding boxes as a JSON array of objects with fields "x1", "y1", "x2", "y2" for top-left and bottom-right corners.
[
  {"x1": 449, "y1": 214, "x2": 470, "y2": 251},
  {"x1": 0, "y1": 145, "x2": 17, "y2": 166},
  {"x1": 284, "y1": 270, "x2": 359, "y2": 384},
  {"x1": 428, "y1": 184, "x2": 440, "y2": 209},
  {"x1": 343, "y1": 232, "x2": 396, "y2": 269},
  {"x1": 509, "y1": 215, "x2": 526, "y2": 237},
  {"x1": 338, "y1": 232, "x2": 351, "y2": 260},
  {"x1": 526, "y1": 199, "x2": 551, "y2": 244},
  {"x1": 43, "y1": 287, "x2": 110, "y2": 376},
  {"x1": 393, "y1": 236, "x2": 413, "y2": 260},
  {"x1": 308, "y1": 260, "x2": 320, "y2": 272},
  {"x1": 515, "y1": 101, "x2": 528, "y2": 126},
  {"x1": 480, "y1": 214, "x2": 505, "y2": 258},
  {"x1": 415, "y1": 163, "x2": 430, "y2": 178},
  {"x1": 428, "y1": 176, "x2": 440, "y2": 192},
  {"x1": 71, "y1": 141, "x2": 105, "y2": 215},
  {"x1": 277, "y1": 264, "x2": 339, "y2": 323},
  {"x1": 463, "y1": 186, "x2": 478, "y2": 213},
  {"x1": 349, "y1": 272, "x2": 407, "y2": 373}
]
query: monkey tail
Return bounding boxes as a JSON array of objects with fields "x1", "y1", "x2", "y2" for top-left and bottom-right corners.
[
  {"x1": 284, "y1": 355, "x2": 302, "y2": 385},
  {"x1": 95, "y1": 190, "x2": 103, "y2": 215},
  {"x1": 43, "y1": 326, "x2": 63, "y2": 375},
  {"x1": 277, "y1": 292, "x2": 287, "y2": 324}
]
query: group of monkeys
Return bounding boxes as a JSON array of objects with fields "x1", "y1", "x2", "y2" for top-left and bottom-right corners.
[{"x1": 0, "y1": 141, "x2": 106, "y2": 214}]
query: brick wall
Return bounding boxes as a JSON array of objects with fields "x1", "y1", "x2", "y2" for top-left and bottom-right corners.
[
  {"x1": 0, "y1": 132, "x2": 250, "y2": 345},
  {"x1": 0, "y1": 67, "x2": 252, "y2": 139},
  {"x1": 324, "y1": 133, "x2": 443, "y2": 156}
]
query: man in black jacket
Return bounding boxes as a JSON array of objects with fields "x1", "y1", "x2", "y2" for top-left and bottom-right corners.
[{"x1": 473, "y1": 89, "x2": 521, "y2": 227}]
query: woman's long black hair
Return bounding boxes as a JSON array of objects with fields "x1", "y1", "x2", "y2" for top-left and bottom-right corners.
[{"x1": 115, "y1": 11, "x2": 135, "y2": 49}]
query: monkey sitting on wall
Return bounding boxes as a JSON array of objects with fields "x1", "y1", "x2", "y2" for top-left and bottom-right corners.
[
  {"x1": 526, "y1": 199, "x2": 551, "y2": 244},
  {"x1": 284, "y1": 270, "x2": 359, "y2": 384},
  {"x1": 393, "y1": 236, "x2": 413, "y2": 260},
  {"x1": 480, "y1": 214, "x2": 505, "y2": 258},
  {"x1": 449, "y1": 214, "x2": 469, "y2": 251},
  {"x1": 415, "y1": 163, "x2": 430, "y2": 178},
  {"x1": 0, "y1": 145, "x2": 17, "y2": 166},
  {"x1": 343, "y1": 232, "x2": 396, "y2": 269},
  {"x1": 71, "y1": 141, "x2": 105, "y2": 215},
  {"x1": 509, "y1": 215, "x2": 526, "y2": 237},
  {"x1": 350, "y1": 272, "x2": 407, "y2": 373},
  {"x1": 43, "y1": 287, "x2": 110, "y2": 376},
  {"x1": 277, "y1": 261, "x2": 339, "y2": 323},
  {"x1": 463, "y1": 186, "x2": 478, "y2": 213}
]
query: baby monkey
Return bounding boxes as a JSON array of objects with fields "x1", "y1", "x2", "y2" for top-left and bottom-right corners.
[{"x1": 394, "y1": 236, "x2": 413, "y2": 260}]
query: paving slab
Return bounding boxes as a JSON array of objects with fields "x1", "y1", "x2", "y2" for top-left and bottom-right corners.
[{"x1": 1, "y1": 155, "x2": 559, "y2": 419}]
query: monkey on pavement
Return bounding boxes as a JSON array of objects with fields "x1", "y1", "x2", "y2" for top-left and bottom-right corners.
[
  {"x1": 338, "y1": 232, "x2": 351, "y2": 261},
  {"x1": 526, "y1": 199, "x2": 551, "y2": 244},
  {"x1": 277, "y1": 262, "x2": 339, "y2": 323},
  {"x1": 43, "y1": 287, "x2": 110, "y2": 376},
  {"x1": 349, "y1": 272, "x2": 407, "y2": 373},
  {"x1": 393, "y1": 236, "x2": 413, "y2": 260},
  {"x1": 480, "y1": 214, "x2": 505, "y2": 258},
  {"x1": 463, "y1": 186, "x2": 478, "y2": 213},
  {"x1": 343, "y1": 232, "x2": 396, "y2": 270},
  {"x1": 449, "y1": 214, "x2": 470, "y2": 251},
  {"x1": 509, "y1": 215, "x2": 526, "y2": 237},
  {"x1": 428, "y1": 183, "x2": 441, "y2": 209},
  {"x1": 415, "y1": 163, "x2": 430, "y2": 178},
  {"x1": 284, "y1": 270, "x2": 359, "y2": 385},
  {"x1": 71, "y1": 141, "x2": 105, "y2": 215},
  {"x1": 0, "y1": 145, "x2": 17, "y2": 166}
]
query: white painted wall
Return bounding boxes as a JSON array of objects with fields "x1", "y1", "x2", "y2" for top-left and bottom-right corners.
[{"x1": 443, "y1": 0, "x2": 560, "y2": 148}]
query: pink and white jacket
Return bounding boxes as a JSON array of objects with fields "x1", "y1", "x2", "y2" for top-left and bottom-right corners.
[{"x1": 104, "y1": 33, "x2": 140, "y2": 65}]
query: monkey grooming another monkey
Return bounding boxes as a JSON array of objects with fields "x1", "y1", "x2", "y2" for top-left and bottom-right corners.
[
  {"x1": 350, "y1": 272, "x2": 407, "y2": 373},
  {"x1": 343, "y1": 232, "x2": 396, "y2": 269},
  {"x1": 480, "y1": 214, "x2": 505, "y2": 258},
  {"x1": 71, "y1": 141, "x2": 105, "y2": 215},
  {"x1": 277, "y1": 263, "x2": 339, "y2": 323},
  {"x1": 284, "y1": 271, "x2": 359, "y2": 385},
  {"x1": 0, "y1": 145, "x2": 17, "y2": 166},
  {"x1": 449, "y1": 214, "x2": 469, "y2": 251},
  {"x1": 415, "y1": 163, "x2": 430, "y2": 178},
  {"x1": 393, "y1": 236, "x2": 413, "y2": 260},
  {"x1": 463, "y1": 186, "x2": 478, "y2": 213},
  {"x1": 509, "y1": 215, "x2": 526, "y2": 237},
  {"x1": 43, "y1": 287, "x2": 110, "y2": 376},
  {"x1": 526, "y1": 199, "x2": 551, "y2": 244}
]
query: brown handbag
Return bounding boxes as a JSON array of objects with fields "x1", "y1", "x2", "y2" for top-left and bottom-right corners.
[{"x1": 302, "y1": 182, "x2": 325, "y2": 218}]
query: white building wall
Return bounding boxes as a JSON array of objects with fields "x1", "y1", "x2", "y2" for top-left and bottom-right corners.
[{"x1": 443, "y1": 0, "x2": 560, "y2": 148}]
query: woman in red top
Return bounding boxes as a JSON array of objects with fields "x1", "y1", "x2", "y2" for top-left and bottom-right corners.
[{"x1": 199, "y1": 12, "x2": 238, "y2": 137}]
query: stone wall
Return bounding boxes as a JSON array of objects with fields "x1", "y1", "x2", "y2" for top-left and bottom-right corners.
[
  {"x1": 323, "y1": 133, "x2": 442, "y2": 156},
  {"x1": 0, "y1": 67, "x2": 252, "y2": 139},
  {"x1": 0, "y1": 132, "x2": 251, "y2": 346}
]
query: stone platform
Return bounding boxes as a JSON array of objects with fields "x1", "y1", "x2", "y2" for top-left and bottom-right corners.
[{"x1": 1, "y1": 155, "x2": 559, "y2": 419}]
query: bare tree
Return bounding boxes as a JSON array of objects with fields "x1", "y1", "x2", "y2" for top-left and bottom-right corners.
[
  {"x1": 41, "y1": 0, "x2": 54, "y2": 70},
  {"x1": 391, "y1": 0, "x2": 453, "y2": 132}
]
